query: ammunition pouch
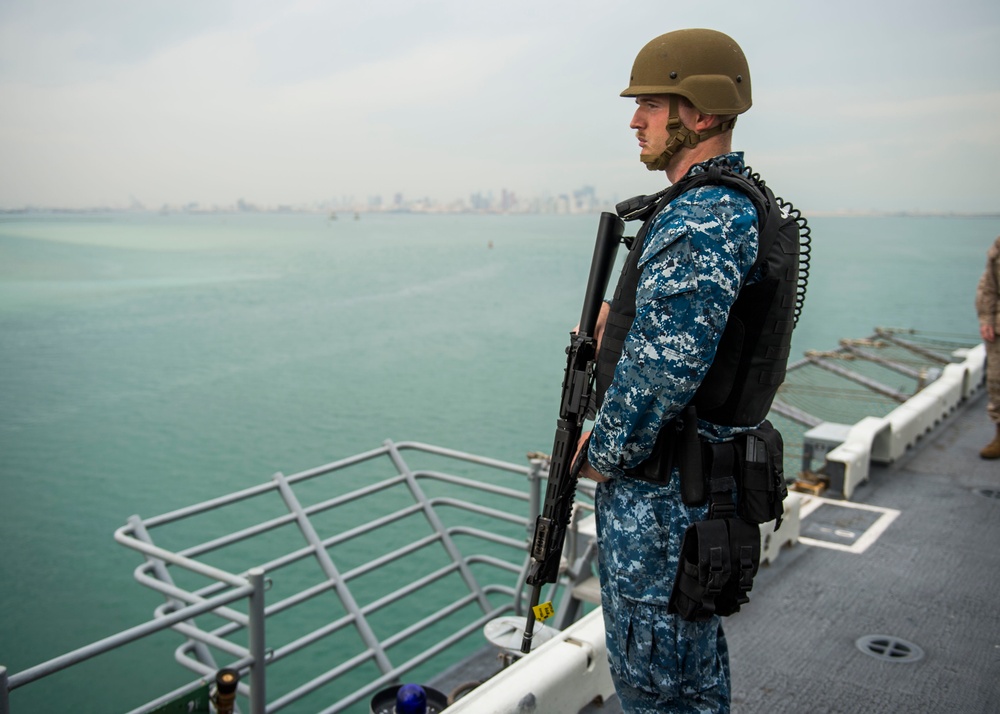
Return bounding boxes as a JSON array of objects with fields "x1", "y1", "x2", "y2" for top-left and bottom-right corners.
[
  {"x1": 732, "y1": 421, "x2": 788, "y2": 527},
  {"x1": 668, "y1": 516, "x2": 760, "y2": 621},
  {"x1": 687, "y1": 419, "x2": 787, "y2": 527}
]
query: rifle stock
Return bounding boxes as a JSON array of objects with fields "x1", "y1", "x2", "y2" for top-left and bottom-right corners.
[{"x1": 520, "y1": 211, "x2": 623, "y2": 654}]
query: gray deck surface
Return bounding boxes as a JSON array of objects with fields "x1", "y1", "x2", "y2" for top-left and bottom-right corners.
[
  {"x1": 435, "y1": 392, "x2": 1000, "y2": 713},
  {"x1": 727, "y1": 390, "x2": 1000, "y2": 713}
]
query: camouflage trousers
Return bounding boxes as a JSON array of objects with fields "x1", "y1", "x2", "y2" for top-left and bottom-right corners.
[
  {"x1": 595, "y1": 477, "x2": 731, "y2": 713},
  {"x1": 988, "y1": 338, "x2": 1000, "y2": 424}
]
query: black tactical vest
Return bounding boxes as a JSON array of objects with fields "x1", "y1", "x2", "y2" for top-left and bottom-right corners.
[{"x1": 595, "y1": 165, "x2": 801, "y2": 427}]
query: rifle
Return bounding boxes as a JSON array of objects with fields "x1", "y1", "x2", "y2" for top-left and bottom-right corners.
[{"x1": 520, "y1": 211, "x2": 623, "y2": 654}]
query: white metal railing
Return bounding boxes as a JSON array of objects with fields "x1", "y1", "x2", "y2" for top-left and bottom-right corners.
[
  {"x1": 3, "y1": 440, "x2": 563, "y2": 714},
  {"x1": 1, "y1": 569, "x2": 267, "y2": 714}
]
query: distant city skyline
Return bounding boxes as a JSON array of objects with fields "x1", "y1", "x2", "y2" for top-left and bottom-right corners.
[
  {"x1": 5, "y1": 190, "x2": 995, "y2": 219},
  {"x1": 0, "y1": 183, "x2": 610, "y2": 213},
  {"x1": 2, "y1": 1, "x2": 999, "y2": 215}
]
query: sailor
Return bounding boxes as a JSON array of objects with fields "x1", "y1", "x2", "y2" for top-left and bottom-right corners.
[
  {"x1": 573, "y1": 29, "x2": 794, "y2": 712},
  {"x1": 975, "y1": 235, "x2": 1000, "y2": 459}
]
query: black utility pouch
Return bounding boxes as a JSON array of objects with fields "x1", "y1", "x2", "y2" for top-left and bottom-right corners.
[
  {"x1": 734, "y1": 420, "x2": 788, "y2": 527},
  {"x1": 668, "y1": 519, "x2": 730, "y2": 622},
  {"x1": 717, "y1": 517, "x2": 761, "y2": 615},
  {"x1": 668, "y1": 517, "x2": 761, "y2": 622}
]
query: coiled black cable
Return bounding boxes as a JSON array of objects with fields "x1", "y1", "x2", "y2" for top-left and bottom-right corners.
[
  {"x1": 737, "y1": 165, "x2": 812, "y2": 327},
  {"x1": 779, "y1": 197, "x2": 811, "y2": 326}
]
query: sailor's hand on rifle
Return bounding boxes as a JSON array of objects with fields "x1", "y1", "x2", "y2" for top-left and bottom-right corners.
[
  {"x1": 573, "y1": 301, "x2": 611, "y2": 353},
  {"x1": 574, "y1": 431, "x2": 609, "y2": 483}
]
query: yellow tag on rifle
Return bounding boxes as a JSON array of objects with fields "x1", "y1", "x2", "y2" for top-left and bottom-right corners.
[{"x1": 532, "y1": 601, "x2": 555, "y2": 622}]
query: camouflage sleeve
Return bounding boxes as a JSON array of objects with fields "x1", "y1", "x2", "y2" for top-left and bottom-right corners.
[
  {"x1": 976, "y1": 237, "x2": 1000, "y2": 325},
  {"x1": 587, "y1": 187, "x2": 758, "y2": 478}
]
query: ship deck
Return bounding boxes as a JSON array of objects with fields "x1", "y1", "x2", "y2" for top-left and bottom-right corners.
[{"x1": 727, "y1": 388, "x2": 1000, "y2": 713}]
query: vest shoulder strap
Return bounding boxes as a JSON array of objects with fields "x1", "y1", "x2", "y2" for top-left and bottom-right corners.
[{"x1": 616, "y1": 165, "x2": 775, "y2": 274}]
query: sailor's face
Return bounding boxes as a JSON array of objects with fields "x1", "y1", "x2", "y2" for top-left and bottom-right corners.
[{"x1": 630, "y1": 95, "x2": 671, "y2": 160}]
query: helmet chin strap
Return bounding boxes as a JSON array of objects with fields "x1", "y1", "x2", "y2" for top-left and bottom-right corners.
[{"x1": 641, "y1": 95, "x2": 737, "y2": 172}]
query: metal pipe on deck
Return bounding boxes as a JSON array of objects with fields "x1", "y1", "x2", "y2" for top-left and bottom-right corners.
[
  {"x1": 805, "y1": 354, "x2": 911, "y2": 402},
  {"x1": 839, "y1": 342, "x2": 925, "y2": 379},
  {"x1": 769, "y1": 398, "x2": 824, "y2": 427},
  {"x1": 874, "y1": 328, "x2": 952, "y2": 364}
]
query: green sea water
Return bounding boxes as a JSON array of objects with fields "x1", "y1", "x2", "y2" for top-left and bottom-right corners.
[{"x1": 1, "y1": 211, "x2": 996, "y2": 712}]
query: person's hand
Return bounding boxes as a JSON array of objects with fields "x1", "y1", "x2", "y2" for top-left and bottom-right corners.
[
  {"x1": 981, "y1": 323, "x2": 995, "y2": 343},
  {"x1": 574, "y1": 431, "x2": 609, "y2": 483}
]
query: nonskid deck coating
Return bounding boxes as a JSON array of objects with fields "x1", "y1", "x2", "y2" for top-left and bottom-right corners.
[{"x1": 727, "y1": 390, "x2": 1000, "y2": 713}]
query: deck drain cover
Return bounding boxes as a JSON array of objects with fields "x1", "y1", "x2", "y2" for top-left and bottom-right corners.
[
  {"x1": 975, "y1": 488, "x2": 1000, "y2": 500},
  {"x1": 855, "y1": 635, "x2": 924, "y2": 663}
]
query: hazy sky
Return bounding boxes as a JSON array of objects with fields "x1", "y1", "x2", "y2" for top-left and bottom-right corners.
[{"x1": 1, "y1": 0, "x2": 998, "y2": 212}]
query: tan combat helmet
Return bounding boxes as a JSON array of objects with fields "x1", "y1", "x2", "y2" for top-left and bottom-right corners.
[{"x1": 622, "y1": 29, "x2": 751, "y2": 171}]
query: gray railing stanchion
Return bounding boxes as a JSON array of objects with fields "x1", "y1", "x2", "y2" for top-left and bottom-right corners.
[
  {"x1": 1, "y1": 665, "x2": 9, "y2": 714},
  {"x1": 247, "y1": 568, "x2": 267, "y2": 714}
]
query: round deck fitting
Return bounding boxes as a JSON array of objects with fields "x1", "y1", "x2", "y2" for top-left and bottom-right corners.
[{"x1": 855, "y1": 634, "x2": 924, "y2": 663}]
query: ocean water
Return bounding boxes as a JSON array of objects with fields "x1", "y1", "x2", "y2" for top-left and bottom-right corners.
[{"x1": 1, "y1": 210, "x2": 997, "y2": 712}]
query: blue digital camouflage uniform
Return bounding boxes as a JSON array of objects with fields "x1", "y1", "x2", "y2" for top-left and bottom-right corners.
[{"x1": 588, "y1": 151, "x2": 759, "y2": 713}]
